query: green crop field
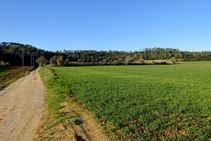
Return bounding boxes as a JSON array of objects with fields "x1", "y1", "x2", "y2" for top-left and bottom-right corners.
[{"x1": 52, "y1": 61, "x2": 211, "y2": 140}]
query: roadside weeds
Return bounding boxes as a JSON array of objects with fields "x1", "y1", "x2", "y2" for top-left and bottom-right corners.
[{"x1": 35, "y1": 67, "x2": 108, "y2": 141}]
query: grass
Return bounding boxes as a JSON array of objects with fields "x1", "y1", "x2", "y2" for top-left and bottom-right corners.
[
  {"x1": 68, "y1": 118, "x2": 80, "y2": 125},
  {"x1": 0, "y1": 66, "x2": 30, "y2": 78},
  {"x1": 51, "y1": 61, "x2": 211, "y2": 140},
  {"x1": 38, "y1": 67, "x2": 72, "y2": 140},
  {"x1": 0, "y1": 66, "x2": 34, "y2": 90},
  {"x1": 38, "y1": 67, "x2": 69, "y2": 118},
  {"x1": 0, "y1": 72, "x2": 11, "y2": 77},
  {"x1": 0, "y1": 66, "x2": 18, "y2": 78}
]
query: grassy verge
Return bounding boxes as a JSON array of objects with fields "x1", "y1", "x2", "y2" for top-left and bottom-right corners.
[
  {"x1": 37, "y1": 67, "x2": 72, "y2": 140},
  {"x1": 37, "y1": 67, "x2": 110, "y2": 141},
  {"x1": 39, "y1": 67, "x2": 69, "y2": 114}
]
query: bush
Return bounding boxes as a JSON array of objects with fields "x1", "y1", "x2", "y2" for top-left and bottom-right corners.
[
  {"x1": 36, "y1": 56, "x2": 48, "y2": 67},
  {"x1": 113, "y1": 60, "x2": 118, "y2": 65},
  {"x1": 169, "y1": 57, "x2": 176, "y2": 64},
  {"x1": 56, "y1": 56, "x2": 64, "y2": 66},
  {"x1": 64, "y1": 59, "x2": 69, "y2": 65},
  {"x1": 139, "y1": 59, "x2": 144, "y2": 64},
  {"x1": 117, "y1": 58, "x2": 123, "y2": 63},
  {"x1": 50, "y1": 55, "x2": 57, "y2": 66},
  {"x1": 124, "y1": 56, "x2": 131, "y2": 65}
]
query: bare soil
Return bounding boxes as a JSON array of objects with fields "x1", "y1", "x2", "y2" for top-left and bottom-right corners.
[
  {"x1": 0, "y1": 69, "x2": 44, "y2": 141},
  {"x1": 0, "y1": 66, "x2": 21, "y2": 73},
  {"x1": 35, "y1": 99, "x2": 108, "y2": 141},
  {"x1": 0, "y1": 68, "x2": 108, "y2": 141},
  {"x1": 0, "y1": 66, "x2": 32, "y2": 85}
]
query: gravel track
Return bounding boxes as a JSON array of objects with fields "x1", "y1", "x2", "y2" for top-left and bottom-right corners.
[{"x1": 0, "y1": 69, "x2": 44, "y2": 141}]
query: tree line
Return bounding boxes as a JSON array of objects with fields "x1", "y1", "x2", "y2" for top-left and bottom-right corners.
[{"x1": 0, "y1": 42, "x2": 211, "y2": 66}]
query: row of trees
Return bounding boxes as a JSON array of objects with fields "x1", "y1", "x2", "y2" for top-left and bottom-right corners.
[
  {"x1": 36, "y1": 55, "x2": 64, "y2": 67},
  {"x1": 1, "y1": 42, "x2": 211, "y2": 66}
]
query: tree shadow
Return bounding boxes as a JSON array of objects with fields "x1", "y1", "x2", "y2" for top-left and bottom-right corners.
[{"x1": 75, "y1": 134, "x2": 86, "y2": 141}]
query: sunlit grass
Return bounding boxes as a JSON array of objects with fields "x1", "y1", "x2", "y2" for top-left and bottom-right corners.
[{"x1": 52, "y1": 61, "x2": 211, "y2": 140}]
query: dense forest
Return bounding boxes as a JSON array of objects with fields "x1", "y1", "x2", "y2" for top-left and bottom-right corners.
[{"x1": 0, "y1": 42, "x2": 211, "y2": 66}]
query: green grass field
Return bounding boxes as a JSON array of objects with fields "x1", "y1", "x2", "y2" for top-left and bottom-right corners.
[{"x1": 52, "y1": 61, "x2": 211, "y2": 140}]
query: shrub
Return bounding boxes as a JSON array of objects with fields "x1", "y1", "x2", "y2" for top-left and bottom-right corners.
[
  {"x1": 113, "y1": 60, "x2": 118, "y2": 65},
  {"x1": 64, "y1": 59, "x2": 69, "y2": 65},
  {"x1": 36, "y1": 56, "x2": 48, "y2": 67},
  {"x1": 117, "y1": 58, "x2": 123, "y2": 63},
  {"x1": 169, "y1": 57, "x2": 176, "y2": 64},
  {"x1": 56, "y1": 56, "x2": 64, "y2": 66},
  {"x1": 124, "y1": 56, "x2": 131, "y2": 65},
  {"x1": 139, "y1": 59, "x2": 144, "y2": 64},
  {"x1": 50, "y1": 55, "x2": 57, "y2": 66}
]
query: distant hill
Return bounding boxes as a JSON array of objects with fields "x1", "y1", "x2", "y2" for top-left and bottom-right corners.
[{"x1": 1, "y1": 42, "x2": 211, "y2": 66}]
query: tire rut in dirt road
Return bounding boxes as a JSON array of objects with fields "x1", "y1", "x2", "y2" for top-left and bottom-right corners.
[{"x1": 0, "y1": 69, "x2": 44, "y2": 141}]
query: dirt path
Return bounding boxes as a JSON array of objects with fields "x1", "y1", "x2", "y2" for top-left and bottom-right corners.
[{"x1": 0, "y1": 69, "x2": 44, "y2": 141}]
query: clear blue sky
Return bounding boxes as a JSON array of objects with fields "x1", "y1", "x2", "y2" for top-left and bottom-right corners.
[{"x1": 1, "y1": 0, "x2": 211, "y2": 52}]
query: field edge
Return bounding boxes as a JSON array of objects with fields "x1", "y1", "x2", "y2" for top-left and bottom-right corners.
[
  {"x1": 35, "y1": 67, "x2": 109, "y2": 141},
  {"x1": 0, "y1": 66, "x2": 34, "y2": 90}
]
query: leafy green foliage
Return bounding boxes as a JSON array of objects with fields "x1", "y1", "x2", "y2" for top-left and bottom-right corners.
[
  {"x1": 52, "y1": 61, "x2": 211, "y2": 140},
  {"x1": 36, "y1": 56, "x2": 48, "y2": 67},
  {"x1": 1, "y1": 42, "x2": 211, "y2": 67},
  {"x1": 50, "y1": 55, "x2": 57, "y2": 65}
]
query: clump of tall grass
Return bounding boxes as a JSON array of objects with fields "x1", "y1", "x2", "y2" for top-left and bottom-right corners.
[{"x1": 169, "y1": 57, "x2": 176, "y2": 64}]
